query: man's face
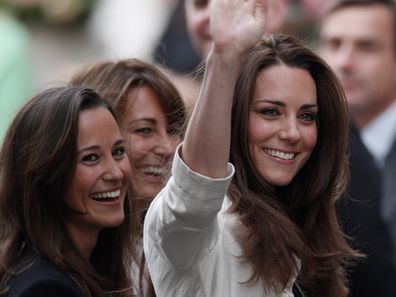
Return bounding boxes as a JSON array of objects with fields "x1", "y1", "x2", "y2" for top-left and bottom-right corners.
[{"x1": 319, "y1": 4, "x2": 396, "y2": 127}]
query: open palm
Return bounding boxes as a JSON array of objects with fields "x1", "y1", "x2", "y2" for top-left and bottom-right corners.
[{"x1": 210, "y1": 0, "x2": 268, "y2": 55}]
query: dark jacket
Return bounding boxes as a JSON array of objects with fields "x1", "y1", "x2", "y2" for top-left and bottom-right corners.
[
  {"x1": 5, "y1": 254, "x2": 82, "y2": 297},
  {"x1": 337, "y1": 123, "x2": 396, "y2": 297}
]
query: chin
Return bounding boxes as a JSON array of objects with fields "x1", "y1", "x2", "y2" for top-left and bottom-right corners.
[
  {"x1": 265, "y1": 175, "x2": 294, "y2": 187},
  {"x1": 134, "y1": 187, "x2": 160, "y2": 202},
  {"x1": 106, "y1": 219, "x2": 124, "y2": 228},
  {"x1": 105, "y1": 213, "x2": 125, "y2": 228}
]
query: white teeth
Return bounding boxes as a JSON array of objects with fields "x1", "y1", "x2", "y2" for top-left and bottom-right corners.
[
  {"x1": 90, "y1": 189, "x2": 120, "y2": 200},
  {"x1": 264, "y1": 149, "x2": 295, "y2": 160},
  {"x1": 141, "y1": 166, "x2": 166, "y2": 176}
]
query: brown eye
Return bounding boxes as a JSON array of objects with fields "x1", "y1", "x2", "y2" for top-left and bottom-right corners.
[
  {"x1": 112, "y1": 146, "x2": 125, "y2": 159},
  {"x1": 82, "y1": 154, "x2": 98, "y2": 163},
  {"x1": 135, "y1": 127, "x2": 153, "y2": 135},
  {"x1": 260, "y1": 108, "x2": 280, "y2": 117},
  {"x1": 298, "y1": 112, "x2": 317, "y2": 123}
]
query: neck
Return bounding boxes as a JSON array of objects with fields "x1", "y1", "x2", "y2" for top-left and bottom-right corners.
[
  {"x1": 66, "y1": 222, "x2": 99, "y2": 259},
  {"x1": 352, "y1": 99, "x2": 396, "y2": 130}
]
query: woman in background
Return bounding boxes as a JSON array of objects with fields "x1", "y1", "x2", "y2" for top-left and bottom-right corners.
[{"x1": 71, "y1": 59, "x2": 186, "y2": 211}]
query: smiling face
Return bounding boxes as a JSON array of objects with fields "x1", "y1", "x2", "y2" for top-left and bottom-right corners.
[
  {"x1": 248, "y1": 64, "x2": 318, "y2": 186},
  {"x1": 123, "y1": 85, "x2": 182, "y2": 199},
  {"x1": 65, "y1": 107, "x2": 131, "y2": 244}
]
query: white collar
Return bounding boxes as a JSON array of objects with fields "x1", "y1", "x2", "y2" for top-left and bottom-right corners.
[{"x1": 361, "y1": 100, "x2": 396, "y2": 167}]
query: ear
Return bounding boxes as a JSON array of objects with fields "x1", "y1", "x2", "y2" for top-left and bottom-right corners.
[{"x1": 267, "y1": 0, "x2": 289, "y2": 33}]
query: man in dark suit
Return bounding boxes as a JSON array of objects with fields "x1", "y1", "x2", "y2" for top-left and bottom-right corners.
[
  {"x1": 319, "y1": 0, "x2": 396, "y2": 296},
  {"x1": 337, "y1": 123, "x2": 396, "y2": 296}
]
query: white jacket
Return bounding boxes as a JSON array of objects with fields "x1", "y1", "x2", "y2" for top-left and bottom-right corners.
[{"x1": 143, "y1": 148, "x2": 296, "y2": 297}]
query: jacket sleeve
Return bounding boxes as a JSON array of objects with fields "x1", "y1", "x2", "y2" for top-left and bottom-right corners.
[{"x1": 144, "y1": 145, "x2": 234, "y2": 269}]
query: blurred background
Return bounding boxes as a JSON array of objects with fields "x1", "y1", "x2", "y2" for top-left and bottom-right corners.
[{"x1": 0, "y1": 0, "x2": 329, "y2": 139}]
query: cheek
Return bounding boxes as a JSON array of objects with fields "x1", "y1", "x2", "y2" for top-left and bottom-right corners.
[
  {"x1": 120, "y1": 157, "x2": 132, "y2": 179},
  {"x1": 171, "y1": 135, "x2": 182, "y2": 150},
  {"x1": 65, "y1": 170, "x2": 96, "y2": 208},
  {"x1": 248, "y1": 118, "x2": 272, "y2": 147},
  {"x1": 303, "y1": 126, "x2": 318, "y2": 152},
  {"x1": 126, "y1": 135, "x2": 152, "y2": 158}
]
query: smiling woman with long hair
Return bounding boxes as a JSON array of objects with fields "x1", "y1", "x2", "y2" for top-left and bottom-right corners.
[
  {"x1": 71, "y1": 59, "x2": 187, "y2": 211},
  {"x1": 143, "y1": 0, "x2": 359, "y2": 296},
  {"x1": 0, "y1": 86, "x2": 138, "y2": 297}
]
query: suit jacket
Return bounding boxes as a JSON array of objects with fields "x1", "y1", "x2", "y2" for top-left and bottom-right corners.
[
  {"x1": 5, "y1": 253, "x2": 82, "y2": 297},
  {"x1": 337, "y1": 123, "x2": 396, "y2": 297},
  {"x1": 382, "y1": 137, "x2": 396, "y2": 267}
]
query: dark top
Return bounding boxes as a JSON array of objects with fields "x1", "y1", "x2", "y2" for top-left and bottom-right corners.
[
  {"x1": 337, "y1": 123, "x2": 396, "y2": 297},
  {"x1": 5, "y1": 254, "x2": 82, "y2": 297}
]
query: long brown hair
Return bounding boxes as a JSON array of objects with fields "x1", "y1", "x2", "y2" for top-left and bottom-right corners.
[
  {"x1": 228, "y1": 35, "x2": 359, "y2": 296},
  {"x1": 0, "y1": 86, "x2": 138, "y2": 296}
]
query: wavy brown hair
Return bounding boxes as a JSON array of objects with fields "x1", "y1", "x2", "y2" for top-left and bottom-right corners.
[
  {"x1": 0, "y1": 86, "x2": 138, "y2": 296},
  {"x1": 228, "y1": 35, "x2": 359, "y2": 296}
]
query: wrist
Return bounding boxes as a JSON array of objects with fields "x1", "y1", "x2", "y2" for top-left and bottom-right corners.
[{"x1": 207, "y1": 46, "x2": 245, "y2": 73}]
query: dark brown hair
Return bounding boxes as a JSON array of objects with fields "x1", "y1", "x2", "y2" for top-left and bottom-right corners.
[
  {"x1": 228, "y1": 35, "x2": 359, "y2": 296},
  {"x1": 0, "y1": 86, "x2": 138, "y2": 296},
  {"x1": 70, "y1": 58, "x2": 186, "y2": 137}
]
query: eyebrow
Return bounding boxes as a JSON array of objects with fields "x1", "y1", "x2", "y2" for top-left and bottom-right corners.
[
  {"x1": 127, "y1": 118, "x2": 157, "y2": 126},
  {"x1": 77, "y1": 139, "x2": 125, "y2": 155},
  {"x1": 253, "y1": 99, "x2": 318, "y2": 109}
]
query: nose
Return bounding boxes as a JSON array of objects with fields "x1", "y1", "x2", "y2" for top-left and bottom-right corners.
[
  {"x1": 153, "y1": 131, "x2": 177, "y2": 157},
  {"x1": 278, "y1": 118, "x2": 301, "y2": 144},
  {"x1": 201, "y1": 6, "x2": 210, "y2": 29},
  {"x1": 195, "y1": 5, "x2": 211, "y2": 38},
  {"x1": 103, "y1": 159, "x2": 124, "y2": 181},
  {"x1": 333, "y1": 46, "x2": 355, "y2": 73}
]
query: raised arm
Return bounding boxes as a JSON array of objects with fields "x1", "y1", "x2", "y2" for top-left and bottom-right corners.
[{"x1": 182, "y1": 0, "x2": 268, "y2": 178}]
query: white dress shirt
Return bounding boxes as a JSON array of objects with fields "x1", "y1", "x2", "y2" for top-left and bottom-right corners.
[{"x1": 361, "y1": 101, "x2": 396, "y2": 167}]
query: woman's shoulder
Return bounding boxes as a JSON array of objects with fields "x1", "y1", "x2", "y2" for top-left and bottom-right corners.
[{"x1": 6, "y1": 254, "x2": 82, "y2": 297}]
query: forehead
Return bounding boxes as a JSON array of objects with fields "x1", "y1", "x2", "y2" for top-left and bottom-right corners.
[
  {"x1": 253, "y1": 64, "x2": 317, "y2": 105},
  {"x1": 77, "y1": 107, "x2": 120, "y2": 145},
  {"x1": 321, "y1": 4, "x2": 394, "y2": 43},
  {"x1": 125, "y1": 86, "x2": 166, "y2": 117}
]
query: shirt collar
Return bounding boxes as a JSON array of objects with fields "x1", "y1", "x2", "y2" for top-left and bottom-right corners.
[{"x1": 361, "y1": 100, "x2": 396, "y2": 167}]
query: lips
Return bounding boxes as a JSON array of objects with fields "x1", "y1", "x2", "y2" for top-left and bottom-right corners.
[{"x1": 263, "y1": 149, "x2": 296, "y2": 160}]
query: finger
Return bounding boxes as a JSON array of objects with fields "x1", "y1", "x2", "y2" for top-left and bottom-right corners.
[{"x1": 254, "y1": 0, "x2": 268, "y2": 25}]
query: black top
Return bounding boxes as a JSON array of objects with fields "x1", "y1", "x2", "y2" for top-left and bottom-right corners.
[
  {"x1": 5, "y1": 254, "x2": 82, "y2": 297},
  {"x1": 338, "y1": 123, "x2": 396, "y2": 297}
]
